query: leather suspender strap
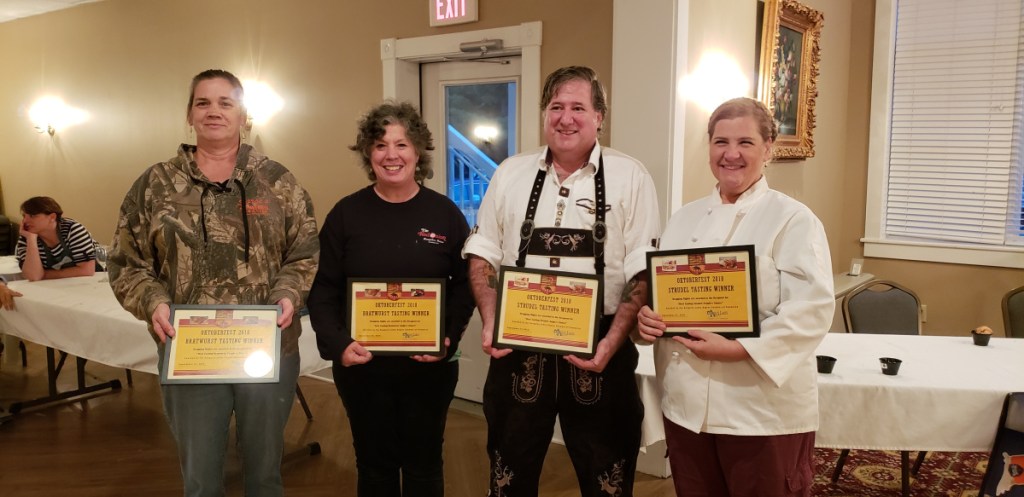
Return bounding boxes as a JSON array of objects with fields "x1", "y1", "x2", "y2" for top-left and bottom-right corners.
[
  {"x1": 593, "y1": 155, "x2": 607, "y2": 275},
  {"x1": 515, "y1": 169, "x2": 548, "y2": 268},
  {"x1": 515, "y1": 154, "x2": 606, "y2": 275}
]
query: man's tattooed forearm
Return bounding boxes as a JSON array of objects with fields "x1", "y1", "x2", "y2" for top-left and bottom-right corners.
[
  {"x1": 620, "y1": 278, "x2": 640, "y2": 303},
  {"x1": 484, "y1": 264, "x2": 497, "y2": 289}
]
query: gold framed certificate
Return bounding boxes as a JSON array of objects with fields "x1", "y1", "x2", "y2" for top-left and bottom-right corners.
[
  {"x1": 161, "y1": 305, "x2": 281, "y2": 384},
  {"x1": 647, "y1": 245, "x2": 760, "y2": 339},
  {"x1": 348, "y1": 278, "x2": 445, "y2": 356},
  {"x1": 494, "y1": 266, "x2": 602, "y2": 357}
]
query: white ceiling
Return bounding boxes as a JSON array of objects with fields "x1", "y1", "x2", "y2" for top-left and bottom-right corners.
[{"x1": 0, "y1": 0, "x2": 103, "y2": 24}]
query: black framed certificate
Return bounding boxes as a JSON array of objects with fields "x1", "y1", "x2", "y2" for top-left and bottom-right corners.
[
  {"x1": 161, "y1": 304, "x2": 281, "y2": 384},
  {"x1": 348, "y1": 278, "x2": 446, "y2": 356},
  {"x1": 647, "y1": 245, "x2": 760, "y2": 339},
  {"x1": 494, "y1": 266, "x2": 602, "y2": 357}
]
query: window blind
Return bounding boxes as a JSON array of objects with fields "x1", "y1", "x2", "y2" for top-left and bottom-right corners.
[{"x1": 887, "y1": 0, "x2": 1023, "y2": 245}]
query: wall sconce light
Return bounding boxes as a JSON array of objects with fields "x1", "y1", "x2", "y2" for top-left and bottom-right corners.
[
  {"x1": 473, "y1": 125, "x2": 499, "y2": 144},
  {"x1": 242, "y1": 80, "x2": 284, "y2": 127},
  {"x1": 679, "y1": 51, "x2": 750, "y2": 113},
  {"x1": 28, "y1": 96, "x2": 89, "y2": 136}
]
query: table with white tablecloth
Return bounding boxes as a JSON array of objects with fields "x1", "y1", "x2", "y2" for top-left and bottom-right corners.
[
  {"x1": 815, "y1": 333, "x2": 1024, "y2": 452},
  {"x1": 0, "y1": 270, "x2": 330, "y2": 416},
  {"x1": 630, "y1": 332, "x2": 1024, "y2": 477}
]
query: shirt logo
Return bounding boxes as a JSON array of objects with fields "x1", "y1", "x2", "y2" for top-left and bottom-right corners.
[
  {"x1": 575, "y1": 198, "x2": 611, "y2": 215},
  {"x1": 241, "y1": 198, "x2": 270, "y2": 216},
  {"x1": 418, "y1": 228, "x2": 447, "y2": 245}
]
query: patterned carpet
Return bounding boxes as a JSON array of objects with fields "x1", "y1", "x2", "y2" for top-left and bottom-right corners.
[{"x1": 812, "y1": 448, "x2": 987, "y2": 497}]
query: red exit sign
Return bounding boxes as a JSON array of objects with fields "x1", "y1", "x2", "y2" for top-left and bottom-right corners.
[{"x1": 430, "y1": 0, "x2": 478, "y2": 27}]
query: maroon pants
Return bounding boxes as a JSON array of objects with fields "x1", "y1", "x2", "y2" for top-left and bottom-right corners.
[{"x1": 663, "y1": 416, "x2": 814, "y2": 497}]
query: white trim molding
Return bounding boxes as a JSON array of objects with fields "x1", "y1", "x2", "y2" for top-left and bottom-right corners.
[
  {"x1": 381, "y1": 22, "x2": 542, "y2": 151},
  {"x1": 862, "y1": 238, "x2": 1024, "y2": 269}
]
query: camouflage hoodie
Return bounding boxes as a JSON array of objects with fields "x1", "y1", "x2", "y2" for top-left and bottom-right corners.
[{"x1": 108, "y1": 143, "x2": 319, "y2": 355}]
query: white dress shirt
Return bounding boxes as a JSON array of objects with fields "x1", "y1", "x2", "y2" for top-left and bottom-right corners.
[
  {"x1": 463, "y1": 144, "x2": 661, "y2": 315},
  {"x1": 655, "y1": 177, "x2": 834, "y2": 435}
]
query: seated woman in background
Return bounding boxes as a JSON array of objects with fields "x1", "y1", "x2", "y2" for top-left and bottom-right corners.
[{"x1": 16, "y1": 196, "x2": 96, "y2": 281}]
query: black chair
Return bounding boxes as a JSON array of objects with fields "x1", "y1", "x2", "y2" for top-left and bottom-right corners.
[
  {"x1": 832, "y1": 280, "x2": 926, "y2": 497},
  {"x1": 1003, "y1": 285, "x2": 1024, "y2": 339},
  {"x1": 978, "y1": 392, "x2": 1024, "y2": 496},
  {"x1": 842, "y1": 279, "x2": 921, "y2": 335},
  {"x1": 1, "y1": 218, "x2": 22, "y2": 365},
  {"x1": 0, "y1": 215, "x2": 14, "y2": 256}
]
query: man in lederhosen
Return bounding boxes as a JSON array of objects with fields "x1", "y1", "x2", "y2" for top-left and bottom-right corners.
[{"x1": 463, "y1": 66, "x2": 661, "y2": 497}]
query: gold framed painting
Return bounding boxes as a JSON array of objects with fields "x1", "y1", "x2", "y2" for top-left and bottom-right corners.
[{"x1": 757, "y1": 0, "x2": 824, "y2": 160}]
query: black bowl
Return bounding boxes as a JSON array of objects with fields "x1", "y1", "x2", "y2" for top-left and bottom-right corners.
[
  {"x1": 880, "y1": 357, "x2": 902, "y2": 376},
  {"x1": 816, "y1": 355, "x2": 837, "y2": 374}
]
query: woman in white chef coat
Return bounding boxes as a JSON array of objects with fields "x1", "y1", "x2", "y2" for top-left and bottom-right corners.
[{"x1": 637, "y1": 97, "x2": 834, "y2": 497}]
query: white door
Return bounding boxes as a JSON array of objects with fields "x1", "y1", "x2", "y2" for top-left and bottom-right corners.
[{"x1": 421, "y1": 57, "x2": 521, "y2": 402}]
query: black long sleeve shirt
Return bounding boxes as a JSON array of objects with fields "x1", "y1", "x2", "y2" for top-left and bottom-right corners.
[{"x1": 308, "y1": 185, "x2": 475, "y2": 366}]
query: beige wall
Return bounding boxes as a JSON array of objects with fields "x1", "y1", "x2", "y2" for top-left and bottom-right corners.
[
  {"x1": 681, "y1": 0, "x2": 854, "y2": 262},
  {"x1": 680, "y1": 0, "x2": 758, "y2": 206},
  {"x1": 0, "y1": 0, "x2": 612, "y2": 240}
]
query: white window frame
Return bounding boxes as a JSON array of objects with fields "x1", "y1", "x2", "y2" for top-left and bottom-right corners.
[{"x1": 863, "y1": 0, "x2": 1024, "y2": 269}]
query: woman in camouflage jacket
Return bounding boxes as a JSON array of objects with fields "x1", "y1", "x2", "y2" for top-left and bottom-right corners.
[{"x1": 108, "y1": 69, "x2": 319, "y2": 497}]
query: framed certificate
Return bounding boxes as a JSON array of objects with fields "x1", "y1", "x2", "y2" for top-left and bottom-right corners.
[
  {"x1": 161, "y1": 304, "x2": 281, "y2": 384},
  {"x1": 494, "y1": 266, "x2": 602, "y2": 357},
  {"x1": 647, "y1": 245, "x2": 760, "y2": 339},
  {"x1": 348, "y1": 278, "x2": 446, "y2": 356}
]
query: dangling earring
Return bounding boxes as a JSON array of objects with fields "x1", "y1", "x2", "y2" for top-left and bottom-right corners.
[{"x1": 242, "y1": 115, "x2": 253, "y2": 144}]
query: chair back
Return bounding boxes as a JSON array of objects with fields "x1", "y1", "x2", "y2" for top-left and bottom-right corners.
[
  {"x1": 842, "y1": 280, "x2": 921, "y2": 335},
  {"x1": 1003, "y1": 285, "x2": 1024, "y2": 339},
  {"x1": 0, "y1": 215, "x2": 13, "y2": 256},
  {"x1": 979, "y1": 392, "x2": 1024, "y2": 496}
]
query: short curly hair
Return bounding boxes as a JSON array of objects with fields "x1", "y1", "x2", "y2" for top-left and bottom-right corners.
[{"x1": 350, "y1": 101, "x2": 434, "y2": 184}]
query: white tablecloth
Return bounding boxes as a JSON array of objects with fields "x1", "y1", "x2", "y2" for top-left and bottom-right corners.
[
  {"x1": 634, "y1": 333, "x2": 1024, "y2": 453},
  {"x1": 815, "y1": 333, "x2": 1024, "y2": 451},
  {"x1": 0, "y1": 272, "x2": 330, "y2": 376}
]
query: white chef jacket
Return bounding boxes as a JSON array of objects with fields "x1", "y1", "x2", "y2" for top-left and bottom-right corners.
[
  {"x1": 656, "y1": 177, "x2": 834, "y2": 435},
  {"x1": 463, "y1": 144, "x2": 661, "y2": 315}
]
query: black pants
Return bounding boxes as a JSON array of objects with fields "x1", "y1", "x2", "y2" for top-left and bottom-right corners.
[
  {"x1": 334, "y1": 358, "x2": 459, "y2": 497},
  {"x1": 483, "y1": 334, "x2": 643, "y2": 497}
]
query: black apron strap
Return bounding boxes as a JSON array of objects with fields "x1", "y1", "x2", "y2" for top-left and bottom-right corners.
[
  {"x1": 515, "y1": 169, "x2": 548, "y2": 268},
  {"x1": 593, "y1": 156, "x2": 606, "y2": 275}
]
